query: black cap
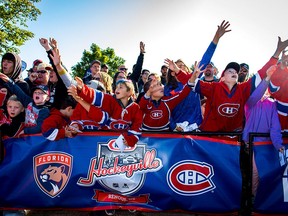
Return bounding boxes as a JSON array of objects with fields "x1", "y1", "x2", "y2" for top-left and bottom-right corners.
[{"x1": 240, "y1": 63, "x2": 249, "y2": 70}]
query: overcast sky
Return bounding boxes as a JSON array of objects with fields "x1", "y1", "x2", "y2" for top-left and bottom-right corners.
[{"x1": 19, "y1": 0, "x2": 288, "y2": 78}]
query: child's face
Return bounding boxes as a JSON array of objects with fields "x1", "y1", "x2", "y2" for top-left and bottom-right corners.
[
  {"x1": 223, "y1": 68, "x2": 238, "y2": 84},
  {"x1": 7, "y1": 100, "x2": 24, "y2": 118},
  {"x1": 115, "y1": 83, "x2": 131, "y2": 100},
  {"x1": 33, "y1": 90, "x2": 50, "y2": 105},
  {"x1": 151, "y1": 81, "x2": 164, "y2": 98},
  {"x1": 65, "y1": 107, "x2": 74, "y2": 118}
]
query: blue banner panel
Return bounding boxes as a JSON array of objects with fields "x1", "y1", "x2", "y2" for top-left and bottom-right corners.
[
  {"x1": 254, "y1": 140, "x2": 288, "y2": 214},
  {"x1": 0, "y1": 132, "x2": 241, "y2": 213}
]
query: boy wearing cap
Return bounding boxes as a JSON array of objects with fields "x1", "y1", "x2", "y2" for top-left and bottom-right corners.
[
  {"x1": 171, "y1": 37, "x2": 288, "y2": 132},
  {"x1": 0, "y1": 72, "x2": 50, "y2": 135}
]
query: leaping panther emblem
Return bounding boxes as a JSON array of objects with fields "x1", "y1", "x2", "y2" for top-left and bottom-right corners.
[{"x1": 33, "y1": 152, "x2": 73, "y2": 198}]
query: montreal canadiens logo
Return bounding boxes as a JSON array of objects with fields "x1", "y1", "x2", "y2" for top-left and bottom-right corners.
[
  {"x1": 150, "y1": 110, "x2": 163, "y2": 119},
  {"x1": 33, "y1": 152, "x2": 73, "y2": 198},
  {"x1": 110, "y1": 120, "x2": 130, "y2": 130},
  {"x1": 218, "y1": 103, "x2": 240, "y2": 117},
  {"x1": 167, "y1": 160, "x2": 215, "y2": 196}
]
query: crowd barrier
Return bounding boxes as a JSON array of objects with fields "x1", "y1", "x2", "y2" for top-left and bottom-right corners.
[{"x1": 0, "y1": 131, "x2": 287, "y2": 215}]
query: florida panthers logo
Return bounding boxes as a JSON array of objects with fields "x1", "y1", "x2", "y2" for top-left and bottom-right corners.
[
  {"x1": 218, "y1": 103, "x2": 240, "y2": 117},
  {"x1": 167, "y1": 160, "x2": 215, "y2": 196},
  {"x1": 33, "y1": 152, "x2": 73, "y2": 198}
]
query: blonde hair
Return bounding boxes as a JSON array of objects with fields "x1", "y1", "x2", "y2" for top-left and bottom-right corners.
[
  {"x1": 175, "y1": 59, "x2": 192, "y2": 73},
  {"x1": 116, "y1": 79, "x2": 136, "y2": 100},
  {"x1": 99, "y1": 71, "x2": 113, "y2": 94},
  {"x1": 7, "y1": 95, "x2": 23, "y2": 107}
]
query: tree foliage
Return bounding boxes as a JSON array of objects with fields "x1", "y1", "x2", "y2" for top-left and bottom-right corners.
[
  {"x1": 71, "y1": 43, "x2": 125, "y2": 78},
  {"x1": 0, "y1": 0, "x2": 41, "y2": 55}
]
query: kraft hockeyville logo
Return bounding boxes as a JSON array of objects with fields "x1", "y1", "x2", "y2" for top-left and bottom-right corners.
[
  {"x1": 33, "y1": 152, "x2": 73, "y2": 198},
  {"x1": 78, "y1": 139, "x2": 163, "y2": 195},
  {"x1": 218, "y1": 103, "x2": 240, "y2": 117},
  {"x1": 167, "y1": 160, "x2": 215, "y2": 196}
]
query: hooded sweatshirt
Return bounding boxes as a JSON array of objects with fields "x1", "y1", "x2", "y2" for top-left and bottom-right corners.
[{"x1": 1, "y1": 53, "x2": 30, "y2": 96}]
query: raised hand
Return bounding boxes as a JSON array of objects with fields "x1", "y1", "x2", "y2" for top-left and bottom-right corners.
[
  {"x1": 49, "y1": 48, "x2": 61, "y2": 67},
  {"x1": 67, "y1": 85, "x2": 80, "y2": 101},
  {"x1": 213, "y1": 20, "x2": 231, "y2": 44},
  {"x1": 281, "y1": 49, "x2": 288, "y2": 69},
  {"x1": 189, "y1": 61, "x2": 204, "y2": 83},
  {"x1": 273, "y1": 36, "x2": 288, "y2": 58},
  {"x1": 49, "y1": 37, "x2": 58, "y2": 49},
  {"x1": 39, "y1": 38, "x2": 50, "y2": 51},
  {"x1": 164, "y1": 58, "x2": 180, "y2": 74},
  {"x1": 74, "y1": 76, "x2": 84, "y2": 91},
  {"x1": 140, "y1": 41, "x2": 145, "y2": 54}
]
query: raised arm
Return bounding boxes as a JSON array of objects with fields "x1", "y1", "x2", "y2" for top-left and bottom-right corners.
[
  {"x1": 129, "y1": 41, "x2": 145, "y2": 82},
  {"x1": 245, "y1": 65, "x2": 276, "y2": 108},
  {"x1": 49, "y1": 47, "x2": 75, "y2": 88}
]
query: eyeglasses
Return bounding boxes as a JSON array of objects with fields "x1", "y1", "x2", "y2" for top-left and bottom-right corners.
[
  {"x1": 36, "y1": 70, "x2": 48, "y2": 74},
  {"x1": 119, "y1": 68, "x2": 127, "y2": 71}
]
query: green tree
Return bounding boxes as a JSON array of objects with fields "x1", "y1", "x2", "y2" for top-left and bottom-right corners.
[
  {"x1": 0, "y1": 0, "x2": 41, "y2": 55},
  {"x1": 71, "y1": 43, "x2": 125, "y2": 78}
]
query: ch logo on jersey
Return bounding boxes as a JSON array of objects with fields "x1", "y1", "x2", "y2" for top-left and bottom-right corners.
[
  {"x1": 218, "y1": 103, "x2": 240, "y2": 117},
  {"x1": 33, "y1": 152, "x2": 73, "y2": 198},
  {"x1": 167, "y1": 160, "x2": 215, "y2": 196},
  {"x1": 150, "y1": 110, "x2": 163, "y2": 119},
  {"x1": 110, "y1": 120, "x2": 129, "y2": 130}
]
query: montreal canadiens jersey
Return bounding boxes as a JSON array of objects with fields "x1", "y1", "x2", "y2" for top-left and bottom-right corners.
[
  {"x1": 194, "y1": 57, "x2": 277, "y2": 132},
  {"x1": 139, "y1": 84, "x2": 192, "y2": 131},
  {"x1": 79, "y1": 85, "x2": 142, "y2": 147}
]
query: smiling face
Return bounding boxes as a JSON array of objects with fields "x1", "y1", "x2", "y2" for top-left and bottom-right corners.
[
  {"x1": 35, "y1": 70, "x2": 50, "y2": 85},
  {"x1": 7, "y1": 100, "x2": 24, "y2": 118},
  {"x1": 33, "y1": 89, "x2": 50, "y2": 105},
  {"x1": 204, "y1": 64, "x2": 215, "y2": 77}
]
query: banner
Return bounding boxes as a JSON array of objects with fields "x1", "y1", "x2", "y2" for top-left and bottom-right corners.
[
  {"x1": 253, "y1": 140, "x2": 288, "y2": 214},
  {"x1": 0, "y1": 132, "x2": 241, "y2": 213}
]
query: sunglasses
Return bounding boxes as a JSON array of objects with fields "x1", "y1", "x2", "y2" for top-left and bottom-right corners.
[
  {"x1": 93, "y1": 77, "x2": 101, "y2": 81},
  {"x1": 36, "y1": 70, "x2": 48, "y2": 74},
  {"x1": 119, "y1": 68, "x2": 127, "y2": 71}
]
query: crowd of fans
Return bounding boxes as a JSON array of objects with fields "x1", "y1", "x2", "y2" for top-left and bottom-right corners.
[
  {"x1": 1, "y1": 19, "x2": 288, "y2": 216},
  {"x1": 0, "y1": 20, "x2": 287, "y2": 147}
]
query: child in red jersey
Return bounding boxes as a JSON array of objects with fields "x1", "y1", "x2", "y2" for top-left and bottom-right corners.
[
  {"x1": 69, "y1": 77, "x2": 142, "y2": 147},
  {"x1": 139, "y1": 62, "x2": 199, "y2": 131},
  {"x1": 42, "y1": 96, "x2": 77, "y2": 141}
]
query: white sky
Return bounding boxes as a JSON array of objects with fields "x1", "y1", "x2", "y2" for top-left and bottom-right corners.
[{"x1": 18, "y1": 0, "x2": 288, "y2": 78}]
